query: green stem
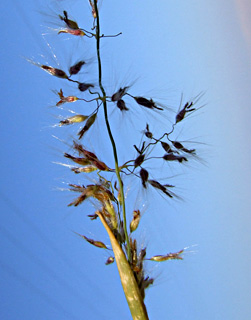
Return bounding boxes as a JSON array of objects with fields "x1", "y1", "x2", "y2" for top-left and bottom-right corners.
[{"x1": 93, "y1": 0, "x2": 131, "y2": 262}]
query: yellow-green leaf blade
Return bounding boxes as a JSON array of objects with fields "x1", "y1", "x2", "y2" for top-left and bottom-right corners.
[{"x1": 97, "y1": 211, "x2": 149, "y2": 320}]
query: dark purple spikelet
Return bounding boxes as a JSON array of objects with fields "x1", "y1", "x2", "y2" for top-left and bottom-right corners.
[
  {"x1": 163, "y1": 153, "x2": 188, "y2": 163},
  {"x1": 116, "y1": 99, "x2": 129, "y2": 111},
  {"x1": 134, "y1": 97, "x2": 163, "y2": 111},
  {"x1": 172, "y1": 141, "x2": 196, "y2": 154},
  {"x1": 111, "y1": 87, "x2": 130, "y2": 101},
  {"x1": 176, "y1": 101, "x2": 196, "y2": 123},
  {"x1": 134, "y1": 154, "x2": 145, "y2": 168},
  {"x1": 161, "y1": 141, "x2": 172, "y2": 153},
  {"x1": 69, "y1": 61, "x2": 86, "y2": 76},
  {"x1": 140, "y1": 168, "x2": 149, "y2": 188},
  {"x1": 145, "y1": 124, "x2": 153, "y2": 139},
  {"x1": 78, "y1": 82, "x2": 95, "y2": 92},
  {"x1": 148, "y1": 179, "x2": 173, "y2": 198}
]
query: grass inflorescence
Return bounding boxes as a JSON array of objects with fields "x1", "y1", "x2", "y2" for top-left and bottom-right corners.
[{"x1": 32, "y1": 1, "x2": 204, "y2": 319}]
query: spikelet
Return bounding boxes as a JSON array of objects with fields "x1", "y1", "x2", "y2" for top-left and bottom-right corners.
[
  {"x1": 130, "y1": 210, "x2": 141, "y2": 233},
  {"x1": 74, "y1": 232, "x2": 109, "y2": 249},
  {"x1": 59, "y1": 115, "x2": 88, "y2": 126},
  {"x1": 148, "y1": 249, "x2": 184, "y2": 262}
]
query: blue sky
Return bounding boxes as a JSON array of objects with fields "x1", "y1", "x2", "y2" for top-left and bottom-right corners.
[{"x1": 1, "y1": 0, "x2": 250, "y2": 319}]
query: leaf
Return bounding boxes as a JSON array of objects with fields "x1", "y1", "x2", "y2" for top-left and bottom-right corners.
[{"x1": 96, "y1": 211, "x2": 149, "y2": 320}]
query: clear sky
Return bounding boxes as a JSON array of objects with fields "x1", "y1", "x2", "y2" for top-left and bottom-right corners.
[{"x1": 1, "y1": 0, "x2": 250, "y2": 319}]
